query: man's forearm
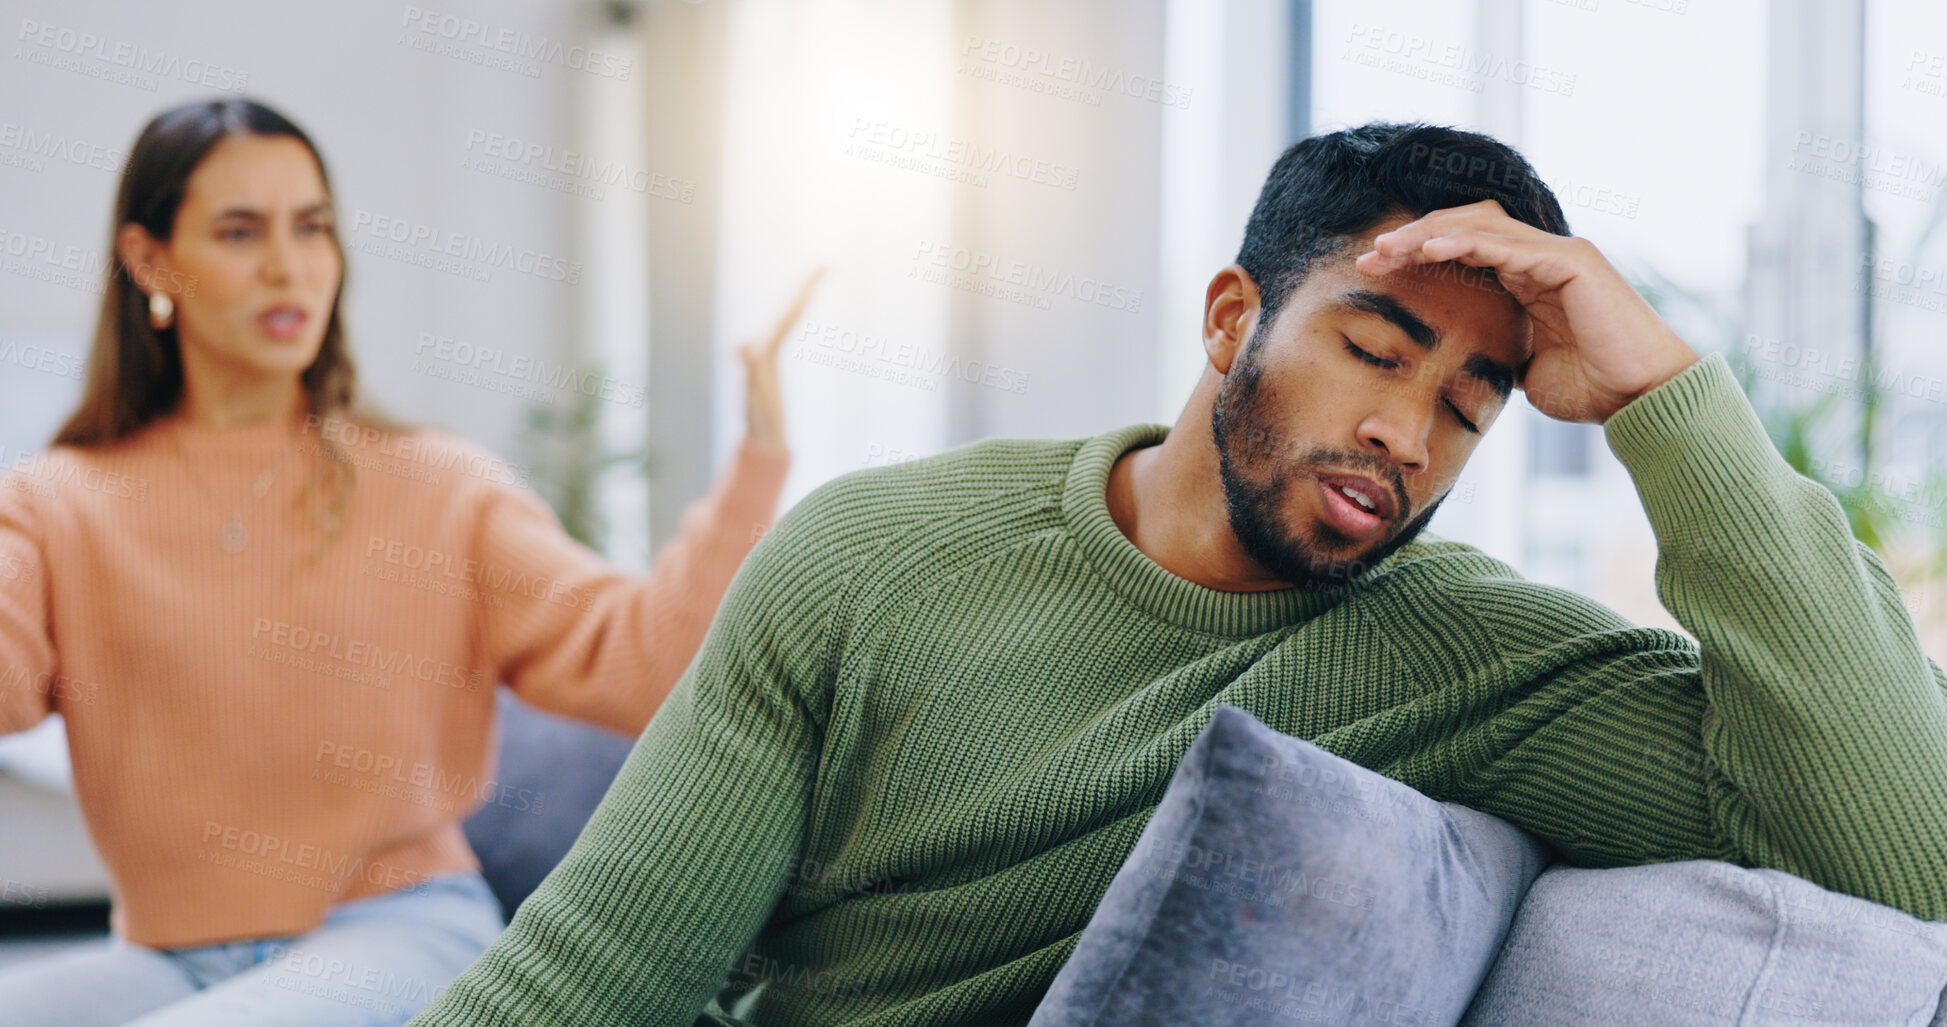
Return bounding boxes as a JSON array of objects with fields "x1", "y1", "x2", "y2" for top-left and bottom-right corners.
[{"x1": 1604, "y1": 351, "x2": 1947, "y2": 919}]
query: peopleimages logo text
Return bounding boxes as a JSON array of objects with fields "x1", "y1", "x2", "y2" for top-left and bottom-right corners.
[
  {"x1": 347, "y1": 209, "x2": 581, "y2": 285},
  {"x1": 399, "y1": 6, "x2": 632, "y2": 79},
  {"x1": 15, "y1": 18, "x2": 250, "y2": 91}
]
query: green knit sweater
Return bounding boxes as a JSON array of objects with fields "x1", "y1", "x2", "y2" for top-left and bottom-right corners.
[{"x1": 408, "y1": 353, "x2": 1947, "y2": 1027}]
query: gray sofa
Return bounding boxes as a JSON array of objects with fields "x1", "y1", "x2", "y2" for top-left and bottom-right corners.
[{"x1": 466, "y1": 698, "x2": 1947, "y2": 1025}]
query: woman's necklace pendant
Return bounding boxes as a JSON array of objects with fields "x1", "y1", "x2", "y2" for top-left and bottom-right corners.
[{"x1": 220, "y1": 518, "x2": 249, "y2": 554}]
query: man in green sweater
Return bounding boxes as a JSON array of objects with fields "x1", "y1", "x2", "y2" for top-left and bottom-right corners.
[{"x1": 409, "y1": 123, "x2": 1947, "y2": 1027}]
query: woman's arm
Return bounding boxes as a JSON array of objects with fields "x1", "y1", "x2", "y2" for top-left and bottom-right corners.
[
  {"x1": 478, "y1": 271, "x2": 820, "y2": 734},
  {"x1": 0, "y1": 470, "x2": 57, "y2": 737},
  {"x1": 473, "y1": 438, "x2": 789, "y2": 735}
]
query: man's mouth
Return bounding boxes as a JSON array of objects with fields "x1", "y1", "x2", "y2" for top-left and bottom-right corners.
[{"x1": 1313, "y1": 473, "x2": 1394, "y2": 539}]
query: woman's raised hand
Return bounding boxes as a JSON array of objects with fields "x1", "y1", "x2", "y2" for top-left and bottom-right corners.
[{"x1": 739, "y1": 267, "x2": 827, "y2": 453}]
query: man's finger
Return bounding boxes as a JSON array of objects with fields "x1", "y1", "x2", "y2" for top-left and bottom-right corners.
[
  {"x1": 1359, "y1": 229, "x2": 1572, "y2": 288},
  {"x1": 1417, "y1": 229, "x2": 1528, "y2": 270},
  {"x1": 1367, "y1": 201, "x2": 1543, "y2": 260}
]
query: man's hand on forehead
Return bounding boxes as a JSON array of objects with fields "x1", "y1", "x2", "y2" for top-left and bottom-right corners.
[{"x1": 1351, "y1": 199, "x2": 1698, "y2": 425}]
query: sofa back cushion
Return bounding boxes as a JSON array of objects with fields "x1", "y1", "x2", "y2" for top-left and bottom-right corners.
[
  {"x1": 1460, "y1": 860, "x2": 1947, "y2": 1026},
  {"x1": 461, "y1": 690, "x2": 636, "y2": 920},
  {"x1": 1028, "y1": 704, "x2": 1552, "y2": 1027}
]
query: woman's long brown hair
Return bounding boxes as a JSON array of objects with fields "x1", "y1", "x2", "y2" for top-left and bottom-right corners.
[{"x1": 56, "y1": 98, "x2": 394, "y2": 550}]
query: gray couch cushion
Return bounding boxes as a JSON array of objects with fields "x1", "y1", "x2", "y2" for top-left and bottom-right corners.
[
  {"x1": 1461, "y1": 860, "x2": 1947, "y2": 1026},
  {"x1": 1029, "y1": 703, "x2": 1552, "y2": 1027},
  {"x1": 461, "y1": 690, "x2": 635, "y2": 920}
]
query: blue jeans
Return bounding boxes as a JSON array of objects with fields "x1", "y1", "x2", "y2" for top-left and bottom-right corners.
[{"x1": 0, "y1": 872, "x2": 504, "y2": 1027}]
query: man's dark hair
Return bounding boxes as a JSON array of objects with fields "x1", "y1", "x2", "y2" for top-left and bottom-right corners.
[{"x1": 1235, "y1": 122, "x2": 1571, "y2": 332}]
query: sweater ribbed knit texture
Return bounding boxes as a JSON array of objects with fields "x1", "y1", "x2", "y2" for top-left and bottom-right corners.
[
  {"x1": 408, "y1": 351, "x2": 1947, "y2": 1027},
  {"x1": 0, "y1": 413, "x2": 789, "y2": 949}
]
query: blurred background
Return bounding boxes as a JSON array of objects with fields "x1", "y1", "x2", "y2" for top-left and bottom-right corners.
[{"x1": 3, "y1": 0, "x2": 1944, "y2": 942}]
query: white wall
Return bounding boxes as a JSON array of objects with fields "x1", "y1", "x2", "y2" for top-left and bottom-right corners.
[{"x1": 701, "y1": 0, "x2": 1291, "y2": 509}]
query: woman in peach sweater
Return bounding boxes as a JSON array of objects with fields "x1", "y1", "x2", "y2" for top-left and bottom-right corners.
[{"x1": 0, "y1": 98, "x2": 812, "y2": 1026}]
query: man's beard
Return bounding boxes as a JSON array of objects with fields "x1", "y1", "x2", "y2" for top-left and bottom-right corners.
[{"x1": 1209, "y1": 337, "x2": 1445, "y2": 591}]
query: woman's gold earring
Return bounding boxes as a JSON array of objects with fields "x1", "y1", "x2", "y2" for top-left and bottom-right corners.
[{"x1": 148, "y1": 291, "x2": 174, "y2": 330}]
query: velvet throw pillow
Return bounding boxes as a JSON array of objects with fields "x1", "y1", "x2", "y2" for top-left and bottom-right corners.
[{"x1": 1029, "y1": 703, "x2": 1552, "y2": 1027}]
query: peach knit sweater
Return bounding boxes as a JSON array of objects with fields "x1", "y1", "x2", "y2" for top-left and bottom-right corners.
[{"x1": 0, "y1": 411, "x2": 789, "y2": 949}]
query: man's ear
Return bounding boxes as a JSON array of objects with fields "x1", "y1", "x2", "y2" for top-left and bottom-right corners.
[{"x1": 1204, "y1": 265, "x2": 1261, "y2": 376}]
